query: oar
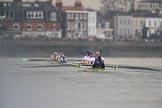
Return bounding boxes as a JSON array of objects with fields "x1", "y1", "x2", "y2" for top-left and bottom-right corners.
[
  {"x1": 21, "y1": 58, "x2": 51, "y2": 62},
  {"x1": 106, "y1": 64, "x2": 160, "y2": 71},
  {"x1": 22, "y1": 63, "x2": 160, "y2": 71},
  {"x1": 71, "y1": 63, "x2": 160, "y2": 71},
  {"x1": 22, "y1": 63, "x2": 82, "y2": 68},
  {"x1": 68, "y1": 59, "x2": 82, "y2": 62}
]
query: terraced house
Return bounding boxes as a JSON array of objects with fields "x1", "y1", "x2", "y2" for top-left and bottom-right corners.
[
  {"x1": 136, "y1": 0, "x2": 162, "y2": 13},
  {"x1": 0, "y1": 0, "x2": 62, "y2": 39},
  {"x1": 114, "y1": 15, "x2": 134, "y2": 41},
  {"x1": 55, "y1": 0, "x2": 97, "y2": 40},
  {"x1": 114, "y1": 11, "x2": 162, "y2": 41}
]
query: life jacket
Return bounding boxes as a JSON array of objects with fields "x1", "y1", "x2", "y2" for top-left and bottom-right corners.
[
  {"x1": 59, "y1": 55, "x2": 67, "y2": 63},
  {"x1": 93, "y1": 58, "x2": 105, "y2": 69}
]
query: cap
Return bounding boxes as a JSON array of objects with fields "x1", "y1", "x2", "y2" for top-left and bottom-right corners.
[{"x1": 89, "y1": 50, "x2": 95, "y2": 54}]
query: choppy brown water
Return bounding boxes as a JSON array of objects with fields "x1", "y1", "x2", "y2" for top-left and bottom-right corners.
[{"x1": 0, "y1": 57, "x2": 162, "y2": 108}]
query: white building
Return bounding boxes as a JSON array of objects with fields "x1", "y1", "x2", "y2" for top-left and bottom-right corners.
[
  {"x1": 114, "y1": 15, "x2": 134, "y2": 41},
  {"x1": 56, "y1": 0, "x2": 97, "y2": 40},
  {"x1": 88, "y1": 11, "x2": 97, "y2": 39},
  {"x1": 64, "y1": 10, "x2": 88, "y2": 39},
  {"x1": 145, "y1": 16, "x2": 162, "y2": 37},
  {"x1": 97, "y1": 22, "x2": 113, "y2": 41}
]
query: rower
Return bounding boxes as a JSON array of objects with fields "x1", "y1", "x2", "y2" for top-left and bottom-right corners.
[
  {"x1": 93, "y1": 51, "x2": 105, "y2": 69},
  {"x1": 51, "y1": 52, "x2": 58, "y2": 61},
  {"x1": 87, "y1": 50, "x2": 95, "y2": 65},
  {"x1": 59, "y1": 52, "x2": 67, "y2": 63},
  {"x1": 82, "y1": 50, "x2": 90, "y2": 63}
]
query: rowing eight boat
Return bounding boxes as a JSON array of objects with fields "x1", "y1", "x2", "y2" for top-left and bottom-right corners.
[{"x1": 21, "y1": 58, "x2": 161, "y2": 72}]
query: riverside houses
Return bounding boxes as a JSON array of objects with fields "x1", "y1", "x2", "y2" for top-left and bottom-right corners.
[
  {"x1": 63, "y1": 8, "x2": 88, "y2": 39},
  {"x1": 114, "y1": 15, "x2": 134, "y2": 41},
  {"x1": 136, "y1": 0, "x2": 162, "y2": 13},
  {"x1": 144, "y1": 13, "x2": 162, "y2": 38},
  {"x1": 0, "y1": 0, "x2": 62, "y2": 39},
  {"x1": 88, "y1": 11, "x2": 97, "y2": 40},
  {"x1": 55, "y1": 0, "x2": 97, "y2": 40},
  {"x1": 132, "y1": 14, "x2": 145, "y2": 40},
  {"x1": 114, "y1": 12, "x2": 162, "y2": 41}
]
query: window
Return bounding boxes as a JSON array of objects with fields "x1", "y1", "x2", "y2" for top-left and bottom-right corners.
[
  {"x1": 26, "y1": 11, "x2": 43, "y2": 19},
  {"x1": 93, "y1": 27, "x2": 95, "y2": 32},
  {"x1": 71, "y1": 13, "x2": 74, "y2": 19},
  {"x1": 80, "y1": 14, "x2": 83, "y2": 19},
  {"x1": 78, "y1": 22, "x2": 81, "y2": 30},
  {"x1": 89, "y1": 27, "x2": 91, "y2": 32},
  {"x1": 92, "y1": 17, "x2": 95, "y2": 23},
  {"x1": 128, "y1": 29, "x2": 130, "y2": 35},
  {"x1": 75, "y1": 13, "x2": 78, "y2": 20},
  {"x1": 150, "y1": 3, "x2": 153, "y2": 9},
  {"x1": 80, "y1": 22, "x2": 83, "y2": 31},
  {"x1": 67, "y1": 22, "x2": 70, "y2": 31},
  {"x1": 160, "y1": 4, "x2": 162, "y2": 9},
  {"x1": 37, "y1": 24, "x2": 43, "y2": 31},
  {"x1": 154, "y1": 21, "x2": 157, "y2": 27},
  {"x1": 13, "y1": 23, "x2": 19, "y2": 30},
  {"x1": 149, "y1": 20, "x2": 151, "y2": 26},
  {"x1": 53, "y1": 23, "x2": 56, "y2": 30},
  {"x1": 27, "y1": 24, "x2": 32, "y2": 31},
  {"x1": 70, "y1": 22, "x2": 74, "y2": 30},
  {"x1": 136, "y1": 20, "x2": 138, "y2": 26},
  {"x1": 83, "y1": 22, "x2": 87, "y2": 30},
  {"x1": 51, "y1": 12, "x2": 57, "y2": 21},
  {"x1": 67, "y1": 13, "x2": 70, "y2": 19},
  {"x1": 120, "y1": 28, "x2": 123, "y2": 35},
  {"x1": 10, "y1": 11, "x2": 14, "y2": 19},
  {"x1": 128, "y1": 19, "x2": 130, "y2": 25},
  {"x1": 89, "y1": 17, "x2": 91, "y2": 22},
  {"x1": 6, "y1": 11, "x2": 9, "y2": 18},
  {"x1": 124, "y1": 19, "x2": 127, "y2": 24},
  {"x1": 140, "y1": 20, "x2": 143, "y2": 26},
  {"x1": 120, "y1": 19, "x2": 122, "y2": 24},
  {"x1": 38, "y1": 12, "x2": 43, "y2": 18},
  {"x1": 160, "y1": 22, "x2": 162, "y2": 27},
  {"x1": 83, "y1": 14, "x2": 87, "y2": 19},
  {"x1": 124, "y1": 28, "x2": 126, "y2": 35},
  {"x1": 35, "y1": 13, "x2": 38, "y2": 18}
]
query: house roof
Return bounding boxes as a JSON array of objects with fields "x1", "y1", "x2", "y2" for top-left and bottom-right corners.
[{"x1": 0, "y1": 1, "x2": 61, "y2": 22}]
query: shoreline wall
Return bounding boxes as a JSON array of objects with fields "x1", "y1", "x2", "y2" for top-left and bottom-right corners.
[{"x1": 0, "y1": 40, "x2": 162, "y2": 57}]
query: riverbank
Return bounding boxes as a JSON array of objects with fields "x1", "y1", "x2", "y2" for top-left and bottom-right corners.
[
  {"x1": 0, "y1": 40, "x2": 162, "y2": 57},
  {"x1": 4, "y1": 40, "x2": 162, "y2": 47}
]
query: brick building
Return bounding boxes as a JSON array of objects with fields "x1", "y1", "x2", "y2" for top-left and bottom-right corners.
[{"x1": 0, "y1": 0, "x2": 62, "y2": 39}]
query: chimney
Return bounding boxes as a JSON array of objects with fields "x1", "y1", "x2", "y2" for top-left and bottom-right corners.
[
  {"x1": 74, "y1": 0, "x2": 82, "y2": 7},
  {"x1": 55, "y1": 0, "x2": 63, "y2": 10}
]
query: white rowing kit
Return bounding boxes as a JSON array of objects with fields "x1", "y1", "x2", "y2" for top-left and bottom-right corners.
[{"x1": 82, "y1": 56, "x2": 104, "y2": 65}]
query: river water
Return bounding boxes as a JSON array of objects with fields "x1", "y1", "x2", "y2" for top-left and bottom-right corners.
[{"x1": 0, "y1": 57, "x2": 162, "y2": 108}]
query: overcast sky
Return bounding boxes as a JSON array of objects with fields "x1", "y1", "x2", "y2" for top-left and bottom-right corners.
[{"x1": 1, "y1": 0, "x2": 102, "y2": 10}]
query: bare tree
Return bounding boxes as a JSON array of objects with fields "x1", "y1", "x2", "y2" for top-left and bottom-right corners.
[{"x1": 101, "y1": 0, "x2": 135, "y2": 13}]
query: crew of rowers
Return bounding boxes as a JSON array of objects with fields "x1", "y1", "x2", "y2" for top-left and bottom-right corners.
[
  {"x1": 51, "y1": 52, "x2": 67, "y2": 63},
  {"x1": 82, "y1": 50, "x2": 105, "y2": 69}
]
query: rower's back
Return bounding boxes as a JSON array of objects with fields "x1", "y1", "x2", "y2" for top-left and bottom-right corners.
[{"x1": 93, "y1": 56, "x2": 105, "y2": 69}]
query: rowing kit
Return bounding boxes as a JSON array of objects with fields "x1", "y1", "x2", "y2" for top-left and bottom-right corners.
[{"x1": 21, "y1": 58, "x2": 160, "y2": 72}]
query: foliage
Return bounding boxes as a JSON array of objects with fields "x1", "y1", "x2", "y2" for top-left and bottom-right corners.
[{"x1": 100, "y1": 0, "x2": 135, "y2": 14}]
